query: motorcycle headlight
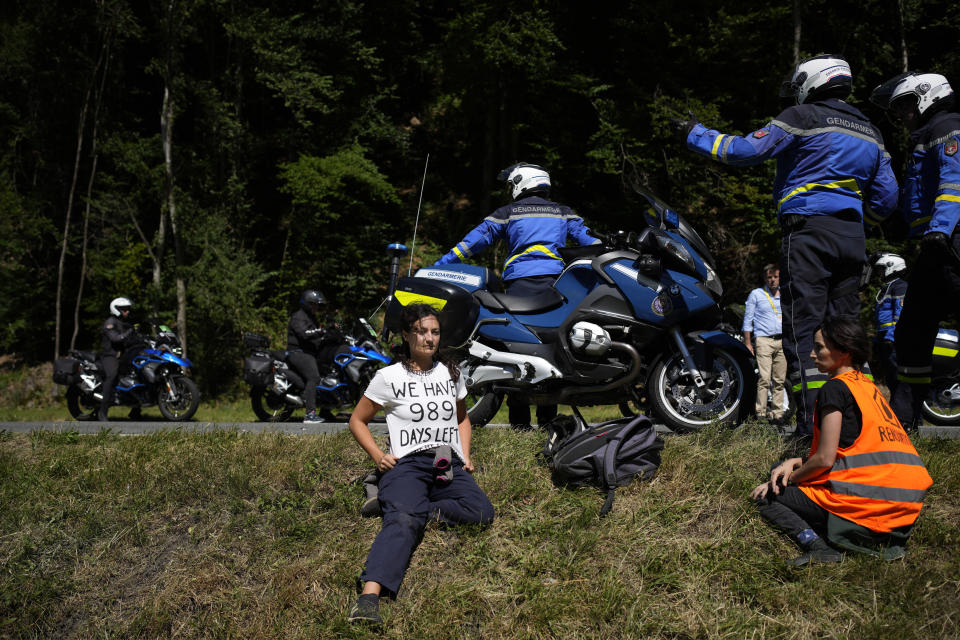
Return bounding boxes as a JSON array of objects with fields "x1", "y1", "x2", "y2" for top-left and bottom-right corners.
[
  {"x1": 655, "y1": 232, "x2": 697, "y2": 274},
  {"x1": 703, "y1": 262, "x2": 723, "y2": 297}
]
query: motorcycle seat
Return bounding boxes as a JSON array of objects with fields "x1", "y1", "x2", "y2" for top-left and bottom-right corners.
[
  {"x1": 474, "y1": 288, "x2": 565, "y2": 314},
  {"x1": 73, "y1": 350, "x2": 98, "y2": 363}
]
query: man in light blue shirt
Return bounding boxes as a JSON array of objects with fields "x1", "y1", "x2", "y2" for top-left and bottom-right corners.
[{"x1": 743, "y1": 264, "x2": 786, "y2": 422}]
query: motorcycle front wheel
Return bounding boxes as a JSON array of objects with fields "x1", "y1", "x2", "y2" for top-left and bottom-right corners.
[
  {"x1": 649, "y1": 348, "x2": 747, "y2": 433},
  {"x1": 66, "y1": 385, "x2": 98, "y2": 421},
  {"x1": 465, "y1": 386, "x2": 504, "y2": 428},
  {"x1": 921, "y1": 380, "x2": 960, "y2": 425},
  {"x1": 158, "y1": 375, "x2": 200, "y2": 421},
  {"x1": 251, "y1": 386, "x2": 295, "y2": 422}
]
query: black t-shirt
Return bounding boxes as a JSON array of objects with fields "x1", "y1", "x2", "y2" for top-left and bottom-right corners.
[{"x1": 816, "y1": 377, "x2": 863, "y2": 449}]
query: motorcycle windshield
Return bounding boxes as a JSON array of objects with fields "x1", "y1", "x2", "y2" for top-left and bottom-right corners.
[{"x1": 635, "y1": 189, "x2": 716, "y2": 269}]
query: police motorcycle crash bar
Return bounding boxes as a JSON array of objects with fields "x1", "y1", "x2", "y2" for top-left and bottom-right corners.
[{"x1": 382, "y1": 189, "x2": 755, "y2": 432}]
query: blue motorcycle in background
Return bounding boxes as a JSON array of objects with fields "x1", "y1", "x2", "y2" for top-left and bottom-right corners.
[
  {"x1": 384, "y1": 189, "x2": 755, "y2": 432},
  {"x1": 243, "y1": 319, "x2": 391, "y2": 422},
  {"x1": 54, "y1": 324, "x2": 200, "y2": 421}
]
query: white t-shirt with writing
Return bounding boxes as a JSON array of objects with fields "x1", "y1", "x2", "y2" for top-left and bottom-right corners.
[{"x1": 363, "y1": 361, "x2": 467, "y2": 461}]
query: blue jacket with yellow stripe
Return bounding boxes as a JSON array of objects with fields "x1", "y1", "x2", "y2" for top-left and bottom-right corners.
[
  {"x1": 901, "y1": 110, "x2": 960, "y2": 237},
  {"x1": 874, "y1": 277, "x2": 907, "y2": 342},
  {"x1": 686, "y1": 99, "x2": 898, "y2": 228},
  {"x1": 435, "y1": 195, "x2": 600, "y2": 281}
]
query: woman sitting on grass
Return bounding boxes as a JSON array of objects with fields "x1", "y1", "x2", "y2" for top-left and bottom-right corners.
[
  {"x1": 347, "y1": 303, "x2": 495, "y2": 624},
  {"x1": 750, "y1": 315, "x2": 932, "y2": 565}
]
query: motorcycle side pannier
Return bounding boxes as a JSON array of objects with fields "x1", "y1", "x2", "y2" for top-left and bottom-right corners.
[
  {"x1": 53, "y1": 357, "x2": 80, "y2": 386},
  {"x1": 243, "y1": 332, "x2": 271, "y2": 350},
  {"x1": 385, "y1": 276, "x2": 480, "y2": 348},
  {"x1": 243, "y1": 355, "x2": 274, "y2": 387}
]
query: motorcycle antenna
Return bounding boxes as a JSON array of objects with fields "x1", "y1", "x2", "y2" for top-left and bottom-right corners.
[{"x1": 408, "y1": 153, "x2": 429, "y2": 276}]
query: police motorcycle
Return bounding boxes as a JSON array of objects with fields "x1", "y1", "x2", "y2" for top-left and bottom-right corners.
[
  {"x1": 243, "y1": 319, "x2": 391, "y2": 422},
  {"x1": 53, "y1": 323, "x2": 199, "y2": 421},
  {"x1": 919, "y1": 328, "x2": 960, "y2": 425},
  {"x1": 383, "y1": 190, "x2": 756, "y2": 432}
]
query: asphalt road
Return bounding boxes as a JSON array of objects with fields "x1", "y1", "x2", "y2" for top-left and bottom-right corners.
[{"x1": 1, "y1": 420, "x2": 957, "y2": 438}]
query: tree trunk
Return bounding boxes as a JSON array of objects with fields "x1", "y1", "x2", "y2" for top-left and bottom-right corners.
[
  {"x1": 71, "y1": 39, "x2": 111, "y2": 352},
  {"x1": 792, "y1": 0, "x2": 801, "y2": 66},
  {"x1": 54, "y1": 96, "x2": 90, "y2": 360},
  {"x1": 897, "y1": 0, "x2": 909, "y2": 72},
  {"x1": 161, "y1": 82, "x2": 188, "y2": 356}
]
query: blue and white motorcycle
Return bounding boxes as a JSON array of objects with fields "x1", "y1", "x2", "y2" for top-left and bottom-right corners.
[
  {"x1": 54, "y1": 324, "x2": 199, "y2": 421},
  {"x1": 243, "y1": 319, "x2": 392, "y2": 422},
  {"x1": 384, "y1": 190, "x2": 755, "y2": 432}
]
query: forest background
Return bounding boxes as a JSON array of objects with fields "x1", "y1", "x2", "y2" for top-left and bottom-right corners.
[{"x1": 2, "y1": 0, "x2": 959, "y2": 397}]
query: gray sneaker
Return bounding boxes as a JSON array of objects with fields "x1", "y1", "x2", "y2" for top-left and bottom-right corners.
[
  {"x1": 303, "y1": 410, "x2": 325, "y2": 424},
  {"x1": 348, "y1": 594, "x2": 382, "y2": 625}
]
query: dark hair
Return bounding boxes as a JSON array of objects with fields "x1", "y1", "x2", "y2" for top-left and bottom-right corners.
[
  {"x1": 816, "y1": 315, "x2": 871, "y2": 369},
  {"x1": 397, "y1": 303, "x2": 460, "y2": 382}
]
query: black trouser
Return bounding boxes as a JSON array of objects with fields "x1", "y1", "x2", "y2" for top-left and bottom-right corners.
[
  {"x1": 100, "y1": 355, "x2": 119, "y2": 416},
  {"x1": 756, "y1": 485, "x2": 829, "y2": 545},
  {"x1": 504, "y1": 275, "x2": 558, "y2": 427},
  {"x1": 891, "y1": 233, "x2": 960, "y2": 428},
  {"x1": 874, "y1": 339, "x2": 899, "y2": 396},
  {"x1": 287, "y1": 351, "x2": 320, "y2": 412},
  {"x1": 780, "y1": 215, "x2": 865, "y2": 436}
]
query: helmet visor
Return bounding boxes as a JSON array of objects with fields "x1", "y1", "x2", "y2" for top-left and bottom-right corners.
[{"x1": 870, "y1": 72, "x2": 914, "y2": 109}]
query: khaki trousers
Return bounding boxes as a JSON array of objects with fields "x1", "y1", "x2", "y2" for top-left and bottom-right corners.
[{"x1": 755, "y1": 336, "x2": 787, "y2": 419}]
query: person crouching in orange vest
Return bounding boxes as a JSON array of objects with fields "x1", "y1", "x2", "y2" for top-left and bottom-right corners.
[{"x1": 750, "y1": 315, "x2": 932, "y2": 565}]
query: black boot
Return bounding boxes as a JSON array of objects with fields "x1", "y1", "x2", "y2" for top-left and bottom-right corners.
[
  {"x1": 789, "y1": 537, "x2": 843, "y2": 566},
  {"x1": 359, "y1": 470, "x2": 382, "y2": 517}
]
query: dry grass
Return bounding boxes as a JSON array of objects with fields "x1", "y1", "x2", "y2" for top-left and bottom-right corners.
[{"x1": 0, "y1": 422, "x2": 958, "y2": 639}]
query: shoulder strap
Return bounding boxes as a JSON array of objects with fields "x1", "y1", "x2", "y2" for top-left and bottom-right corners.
[{"x1": 598, "y1": 417, "x2": 653, "y2": 517}]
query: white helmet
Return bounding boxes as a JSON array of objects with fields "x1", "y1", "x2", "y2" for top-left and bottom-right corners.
[
  {"x1": 109, "y1": 297, "x2": 133, "y2": 316},
  {"x1": 780, "y1": 54, "x2": 852, "y2": 104},
  {"x1": 872, "y1": 253, "x2": 906, "y2": 280},
  {"x1": 871, "y1": 72, "x2": 954, "y2": 119},
  {"x1": 498, "y1": 163, "x2": 551, "y2": 200}
]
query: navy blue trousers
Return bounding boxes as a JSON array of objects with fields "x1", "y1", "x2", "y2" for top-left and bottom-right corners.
[
  {"x1": 780, "y1": 216, "x2": 865, "y2": 436},
  {"x1": 361, "y1": 453, "x2": 494, "y2": 598},
  {"x1": 504, "y1": 275, "x2": 559, "y2": 426}
]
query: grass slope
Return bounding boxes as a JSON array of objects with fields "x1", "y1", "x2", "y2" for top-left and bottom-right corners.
[{"x1": 1, "y1": 423, "x2": 958, "y2": 639}]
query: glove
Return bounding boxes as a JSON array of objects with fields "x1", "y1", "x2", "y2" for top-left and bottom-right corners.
[
  {"x1": 921, "y1": 231, "x2": 950, "y2": 254},
  {"x1": 670, "y1": 118, "x2": 696, "y2": 145}
]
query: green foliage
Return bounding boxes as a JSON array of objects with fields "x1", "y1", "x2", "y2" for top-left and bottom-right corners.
[{"x1": 1, "y1": 0, "x2": 958, "y2": 394}]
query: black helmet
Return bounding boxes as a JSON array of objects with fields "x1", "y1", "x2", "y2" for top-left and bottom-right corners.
[{"x1": 300, "y1": 289, "x2": 327, "y2": 310}]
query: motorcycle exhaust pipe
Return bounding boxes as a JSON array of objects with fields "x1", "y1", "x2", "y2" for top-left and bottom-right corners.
[
  {"x1": 555, "y1": 341, "x2": 642, "y2": 402},
  {"x1": 284, "y1": 394, "x2": 305, "y2": 407}
]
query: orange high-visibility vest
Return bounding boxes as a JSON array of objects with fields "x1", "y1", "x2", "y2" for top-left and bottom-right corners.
[{"x1": 799, "y1": 369, "x2": 932, "y2": 533}]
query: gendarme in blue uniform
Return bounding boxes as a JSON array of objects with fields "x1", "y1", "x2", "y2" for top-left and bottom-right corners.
[
  {"x1": 891, "y1": 110, "x2": 960, "y2": 427},
  {"x1": 435, "y1": 195, "x2": 599, "y2": 282},
  {"x1": 687, "y1": 99, "x2": 898, "y2": 224},
  {"x1": 686, "y1": 98, "x2": 899, "y2": 436}
]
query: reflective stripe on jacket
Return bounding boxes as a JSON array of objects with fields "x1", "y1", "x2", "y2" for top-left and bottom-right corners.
[
  {"x1": 686, "y1": 99, "x2": 898, "y2": 226},
  {"x1": 434, "y1": 195, "x2": 599, "y2": 281},
  {"x1": 874, "y1": 278, "x2": 907, "y2": 342},
  {"x1": 901, "y1": 111, "x2": 960, "y2": 237},
  {"x1": 800, "y1": 369, "x2": 932, "y2": 533}
]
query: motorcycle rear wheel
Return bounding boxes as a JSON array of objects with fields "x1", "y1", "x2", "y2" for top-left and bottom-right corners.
[
  {"x1": 921, "y1": 381, "x2": 960, "y2": 425},
  {"x1": 251, "y1": 387, "x2": 295, "y2": 422},
  {"x1": 158, "y1": 376, "x2": 200, "y2": 421},
  {"x1": 649, "y1": 348, "x2": 747, "y2": 433},
  {"x1": 66, "y1": 386, "x2": 98, "y2": 421},
  {"x1": 466, "y1": 387, "x2": 504, "y2": 427}
]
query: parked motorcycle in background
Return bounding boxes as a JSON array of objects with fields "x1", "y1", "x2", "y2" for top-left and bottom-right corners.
[
  {"x1": 243, "y1": 319, "x2": 391, "y2": 422},
  {"x1": 921, "y1": 328, "x2": 960, "y2": 425},
  {"x1": 53, "y1": 323, "x2": 199, "y2": 421},
  {"x1": 383, "y1": 188, "x2": 756, "y2": 433}
]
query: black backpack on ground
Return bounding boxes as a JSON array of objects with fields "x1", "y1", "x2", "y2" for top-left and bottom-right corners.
[{"x1": 542, "y1": 414, "x2": 664, "y2": 517}]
